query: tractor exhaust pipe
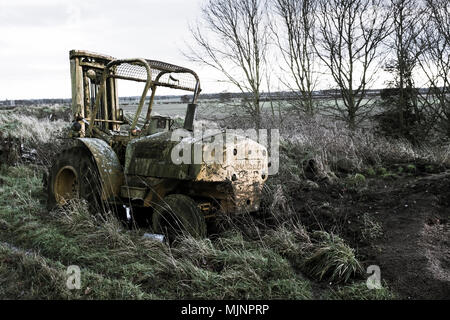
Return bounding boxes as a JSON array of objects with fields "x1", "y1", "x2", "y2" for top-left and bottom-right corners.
[{"x1": 183, "y1": 103, "x2": 197, "y2": 131}]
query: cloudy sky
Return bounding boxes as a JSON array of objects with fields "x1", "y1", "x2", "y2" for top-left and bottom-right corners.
[
  {"x1": 0, "y1": 0, "x2": 227, "y2": 100},
  {"x1": 0, "y1": 0, "x2": 403, "y2": 101}
]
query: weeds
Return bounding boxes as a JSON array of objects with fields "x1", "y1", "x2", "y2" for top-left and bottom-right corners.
[
  {"x1": 0, "y1": 164, "x2": 315, "y2": 299},
  {"x1": 345, "y1": 173, "x2": 367, "y2": 189},
  {"x1": 302, "y1": 231, "x2": 363, "y2": 283},
  {"x1": 0, "y1": 113, "x2": 67, "y2": 145},
  {"x1": 0, "y1": 242, "x2": 154, "y2": 300},
  {"x1": 0, "y1": 105, "x2": 403, "y2": 300},
  {"x1": 329, "y1": 281, "x2": 397, "y2": 300},
  {"x1": 361, "y1": 213, "x2": 383, "y2": 241}
]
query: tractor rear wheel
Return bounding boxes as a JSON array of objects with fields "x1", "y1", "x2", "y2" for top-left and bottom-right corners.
[
  {"x1": 47, "y1": 147, "x2": 103, "y2": 213},
  {"x1": 152, "y1": 194, "x2": 207, "y2": 242}
]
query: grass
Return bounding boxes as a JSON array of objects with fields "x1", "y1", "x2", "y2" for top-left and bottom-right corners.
[
  {"x1": 361, "y1": 213, "x2": 383, "y2": 241},
  {"x1": 0, "y1": 105, "x2": 407, "y2": 300},
  {"x1": 406, "y1": 164, "x2": 417, "y2": 173},
  {"x1": 0, "y1": 242, "x2": 152, "y2": 300},
  {"x1": 329, "y1": 281, "x2": 397, "y2": 300},
  {"x1": 301, "y1": 231, "x2": 363, "y2": 284},
  {"x1": 345, "y1": 173, "x2": 367, "y2": 190},
  {"x1": 0, "y1": 112, "x2": 68, "y2": 144},
  {"x1": 0, "y1": 162, "x2": 378, "y2": 299},
  {"x1": 0, "y1": 164, "x2": 316, "y2": 299}
]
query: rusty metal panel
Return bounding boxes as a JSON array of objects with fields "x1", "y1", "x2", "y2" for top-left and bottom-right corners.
[
  {"x1": 124, "y1": 130, "x2": 268, "y2": 214},
  {"x1": 77, "y1": 138, "x2": 124, "y2": 200},
  {"x1": 70, "y1": 57, "x2": 84, "y2": 120},
  {"x1": 124, "y1": 132, "x2": 193, "y2": 180},
  {"x1": 193, "y1": 134, "x2": 269, "y2": 214}
]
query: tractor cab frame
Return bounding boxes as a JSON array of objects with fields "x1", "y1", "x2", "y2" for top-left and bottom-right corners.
[{"x1": 69, "y1": 50, "x2": 201, "y2": 139}]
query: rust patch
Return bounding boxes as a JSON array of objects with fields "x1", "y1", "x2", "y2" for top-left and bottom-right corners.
[{"x1": 77, "y1": 138, "x2": 124, "y2": 200}]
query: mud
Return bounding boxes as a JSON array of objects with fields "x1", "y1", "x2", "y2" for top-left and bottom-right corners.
[{"x1": 292, "y1": 167, "x2": 450, "y2": 299}]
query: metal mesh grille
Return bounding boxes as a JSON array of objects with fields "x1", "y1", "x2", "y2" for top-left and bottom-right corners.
[
  {"x1": 115, "y1": 63, "x2": 148, "y2": 81},
  {"x1": 114, "y1": 60, "x2": 197, "y2": 91}
]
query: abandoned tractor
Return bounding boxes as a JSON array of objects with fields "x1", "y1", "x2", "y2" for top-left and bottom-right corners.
[{"x1": 47, "y1": 50, "x2": 268, "y2": 240}]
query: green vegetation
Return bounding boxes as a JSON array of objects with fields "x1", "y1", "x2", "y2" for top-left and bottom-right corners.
[
  {"x1": 361, "y1": 213, "x2": 383, "y2": 241},
  {"x1": 406, "y1": 164, "x2": 416, "y2": 173},
  {"x1": 2, "y1": 105, "x2": 434, "y2": 300},
  {"x1": 346, "y1": 173, "x2": 366, "y2": 187},
  {"x1": 302, "y1": 231, "x2": 363, "y2": 284},
  {"x1": 0, "y1": 154, "x2": 380, "y2": 299},
  {"x1": 329, "y1": 281, "x2": 397, "y2": 300},
  {"x1": 366, "y1": 167, "x2": 376, "y2": 177},
  {"x1": 0, "y1": 164, "x2": 317, "y2": 299},
  {"x1": 0, "y1": 164, "x2": 318, "y2": 299}
]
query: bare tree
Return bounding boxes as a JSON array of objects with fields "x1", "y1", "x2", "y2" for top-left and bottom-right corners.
[
  {"x1": 314, "y1": 0, "x2": 391, "y2": 129},
  {"x1": 185, "y1": 0, "x2": 269, "y2": 128},
  {"x1": 377, "y1": 0, "x2": 428, "y2": 141},
  {"x1": 416, "y1": 0, "x2": 450, "y2": 136},
  {"x1": 271, "y1": 0, "x2": 318, "y2": 116}
]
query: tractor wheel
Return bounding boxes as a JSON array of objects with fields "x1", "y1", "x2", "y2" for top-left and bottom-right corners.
[
  {"x1": 152, "y1": 194, "x2": 207, "y2": 242},
  {"x1": 47, "y1": 146, "x2": 103, "y2": 213}
]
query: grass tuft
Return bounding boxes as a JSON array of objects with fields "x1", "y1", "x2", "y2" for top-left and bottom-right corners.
[{"x1": 302, "y1": 231, "x2": 363, "y2": 283}]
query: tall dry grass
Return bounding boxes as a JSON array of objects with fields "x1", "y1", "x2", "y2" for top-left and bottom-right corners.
[
  {"x1": 0, "y1": 106, "x2": 70, "y2": 166},
  {"x1": 0, "y1": 105, "x2": 401, "y2": 299},
  {"x1": 219, "y1": 112, "x2": 450, "y2": 177},
  {"x1": 0, "y1": 112, "x2": 68, "y2": 144}
]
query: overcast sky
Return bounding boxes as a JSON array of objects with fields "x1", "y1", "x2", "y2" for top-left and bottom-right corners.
[
  {"x1": 0, "y1": 0, "x2": 229, "y2": 100},
  {"x1": 0, "y1": 0, "x2": 406, "y2": 101}
]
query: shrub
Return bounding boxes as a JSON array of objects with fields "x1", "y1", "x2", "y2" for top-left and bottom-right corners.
[
  {"x1": 345, "y1": 173, "x2": 366, "y2": 188},
  {"x1": 366, "y1": 167, "x2": 376, "y2": 176}
]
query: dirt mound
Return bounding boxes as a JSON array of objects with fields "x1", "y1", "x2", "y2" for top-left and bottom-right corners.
[
  {"x1": 292, "y1": 170, "x2": 450, "y2": 299},
  {"x1": 372, "y1": 173, "x2": 450, "y2": 299}
]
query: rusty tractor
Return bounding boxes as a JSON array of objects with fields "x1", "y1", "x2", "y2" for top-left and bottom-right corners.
[{"x1": 47, "y1": 50, "x2": 269, "y2": 240}]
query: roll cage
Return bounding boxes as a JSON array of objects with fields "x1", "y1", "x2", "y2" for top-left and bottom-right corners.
[{"x1": 69, "y1": 50, "x2": 201, "y2": 137}]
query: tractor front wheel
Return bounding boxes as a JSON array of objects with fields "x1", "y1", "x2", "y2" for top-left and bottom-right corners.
[{"x1": 47, "y1": 147, "x2": 103, "y2": 213}]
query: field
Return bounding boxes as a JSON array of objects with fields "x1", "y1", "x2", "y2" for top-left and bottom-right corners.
[
  {"x1": 121, "y1": 99, "x2": 285, "y2": 119},
  {"x1": 0, "y1": 103, "x2": 449, "y2": 300}
]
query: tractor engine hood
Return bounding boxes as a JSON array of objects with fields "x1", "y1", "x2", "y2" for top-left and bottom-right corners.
[{"x1": 124, "y1": 130, "x2": 269, "y2": 184}]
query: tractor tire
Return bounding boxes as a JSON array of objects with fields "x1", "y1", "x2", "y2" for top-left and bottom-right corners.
[
  {"x1": 152, "y1": 194, "x2": 207, "y2": 242},
  {"x1": 47, "y1": 146, "x2": 103, "y2": 213}
]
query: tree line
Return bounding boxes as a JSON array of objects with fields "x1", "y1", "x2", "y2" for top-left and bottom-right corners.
[{"x1": 185, "y1": 0, "x2": 449, "y2": 142}]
